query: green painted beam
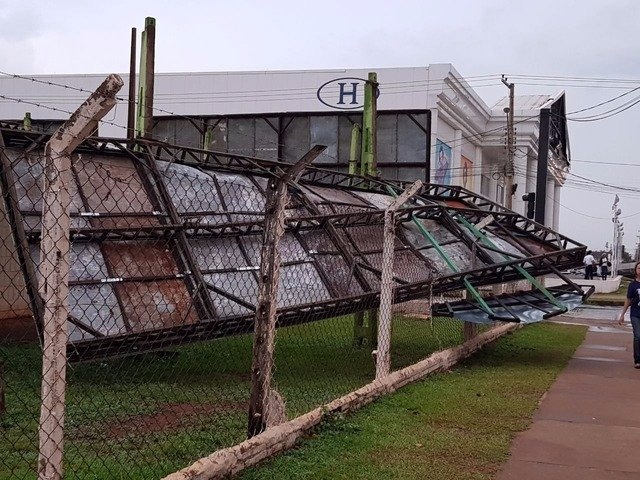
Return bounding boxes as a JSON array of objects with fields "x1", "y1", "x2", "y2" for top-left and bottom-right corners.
[
  {"x1": 384, "y1": 186, "x2": 493, "y2": 315},
  {"x1": 455, "y1": 214, "x2": 566, "y2": 311}
]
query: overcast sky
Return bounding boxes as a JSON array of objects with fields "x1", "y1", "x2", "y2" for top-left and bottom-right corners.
[{"x1": 1, "y1": 0, "x2": 639, "y2": 253}]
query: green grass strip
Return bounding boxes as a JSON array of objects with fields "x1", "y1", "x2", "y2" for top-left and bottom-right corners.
[{"x1": 239, "y1": 322, "x2": 586, "y2": 480}]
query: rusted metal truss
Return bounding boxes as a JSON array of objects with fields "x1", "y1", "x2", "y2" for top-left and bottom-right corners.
[{"x1": 0, "y1": 124, "x2": 589, "y2": 362}]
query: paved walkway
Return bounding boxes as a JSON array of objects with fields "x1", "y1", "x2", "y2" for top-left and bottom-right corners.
[{"x1": 497, "y1": 305, "x2": 640, "y2": 479}]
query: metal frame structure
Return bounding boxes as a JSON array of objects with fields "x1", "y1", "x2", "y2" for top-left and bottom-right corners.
[{"x1": 0, "y1": 124, "x2": 589, "y2": 362}]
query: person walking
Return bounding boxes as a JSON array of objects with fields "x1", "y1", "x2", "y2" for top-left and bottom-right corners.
[
  {"x1": 599, "y1": 254, "x2": 611, "y2": 281},
  {"x1": 583, "y1": 250, "x2": 596, "y2": 280},
  {"x1": 617, "y1": 261, "x2": 640, "y2": 368}
]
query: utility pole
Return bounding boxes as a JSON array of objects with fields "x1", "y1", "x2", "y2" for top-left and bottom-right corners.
[
  {"x1": 501, "y1": 75, "x2": 515, "y2": 210},
  {"x1": 127, "y1": 27, "x2": 137, "y2": 140},
  {"x1": 612, "y1": 195, "x2": 621, "y2": 276}
]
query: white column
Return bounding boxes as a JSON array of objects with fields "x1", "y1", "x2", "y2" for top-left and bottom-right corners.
[
  {"x1": 526, "y1": 151, "x2": 537, "y2": 194},
  {"x1": 474, "y1": 146, "x2": 483, "y2": 195},
  {"x1": 430, "y1": 111, "x2": 439, "y2": 184},
  {"x1": 452, "y1": 129, "x2": 462, "y2": 187},
  {"x1": 545, "y1": 177, "x2": 555, "y2": 227},
  {"x1": 512, "y1": 148, "x2": 526, "y2": 215},
  {"x1": 553, "y1": 184, "x2": 562, "y2": 230}
]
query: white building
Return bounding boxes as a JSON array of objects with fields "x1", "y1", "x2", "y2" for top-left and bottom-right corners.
[{"x1": 0, "y1": 64, "x2": 569, "y2": 226}]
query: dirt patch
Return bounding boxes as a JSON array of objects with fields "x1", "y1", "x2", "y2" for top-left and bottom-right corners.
[
  {"x1": 76, "y1": 401, "x2": 246, "y2": 441},
  {"x1": 0, "y1": 316, "x2": 39, "y2": 343}
]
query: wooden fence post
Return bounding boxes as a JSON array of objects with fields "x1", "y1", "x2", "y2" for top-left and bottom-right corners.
[
  {"x1": 376, "y1": 180, "x2": 422, "y2": 379},
  {"x1": 37, "y1": 74, "x2": 123, "y2": 480},
  {"x1": 247, "y1": 145, "x2": 326, "y2": 438}
]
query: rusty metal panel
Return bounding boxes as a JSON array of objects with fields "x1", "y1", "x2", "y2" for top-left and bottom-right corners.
[
  {"x1": 97, "y1": 240, "x2": 198, "y2": 333},
  {"x1": 101, "y1": 241, "x2": 180, "y2": 278},
  {"x1": 514, "y1": 236, "x2": 556, "y2": 255},
  {"x1": 74, "y1": 155, "x2": 159, "y2": 229},
  {"x1": 114, "y1": 280, "x2": 198, "y2": 332}
]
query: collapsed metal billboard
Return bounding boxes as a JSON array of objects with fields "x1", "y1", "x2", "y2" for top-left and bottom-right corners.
[{"x1": 0, "y1": 124, "x2": 589, "y2": 362}]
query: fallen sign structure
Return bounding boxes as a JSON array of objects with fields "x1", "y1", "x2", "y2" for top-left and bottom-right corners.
[{"x1": 0, "y1": 124, "x2": 591, "y2": 362}]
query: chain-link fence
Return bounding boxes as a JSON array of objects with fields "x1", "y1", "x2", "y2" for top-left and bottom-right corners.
[
  {"x1": 0, "y1": 81, "x2": 588, "y2": 479},
  {"x1": 0, "y1": 135, "x2": 490, "y2": 479}
]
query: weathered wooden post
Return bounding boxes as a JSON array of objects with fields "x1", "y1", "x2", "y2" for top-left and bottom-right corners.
[
  {"x1": 247, "y1": 145, "x2": 326, "y2": 438},
  {"x1": 376, "y1": 180, "x2": 422, "y2": 379},
  {"x1": 37, "y1": 74, "x2": 123, "y2": 480}
]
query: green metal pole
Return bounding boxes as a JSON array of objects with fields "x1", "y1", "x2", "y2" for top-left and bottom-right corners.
[
  {"x1": 360, "y1": 72, "x2": 378, "y2": 179},
  {"x1": 203, "y1": 125, "x2": 214, "y2": 151},
  {"x1": 361, "y1": 73, "x2": 379, "y2": 345},
  {"x1": 353, "y1": 74, "x2": 379, "y2": 347},
  {"x1": 23, "y1": 112, "x2": 32, "y2": 131},
  {"x1": 349, "y1": 124, "x2": 361, "y2": 175},
  {"x1": 136, "y1": 17, "x2": 156, "y2": 139}
]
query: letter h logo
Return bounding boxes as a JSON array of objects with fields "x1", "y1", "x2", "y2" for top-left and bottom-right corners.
[{"x1": 337, "y1": 82, "x2": 359, "y2": 105}]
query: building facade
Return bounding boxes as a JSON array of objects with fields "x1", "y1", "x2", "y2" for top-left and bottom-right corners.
[{"x1": 0, "y1": 64, "x2": 570, "y2": 226}]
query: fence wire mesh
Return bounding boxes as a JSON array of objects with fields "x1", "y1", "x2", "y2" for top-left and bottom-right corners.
[{"x1": 0, "y1": 137, "x2": 527, "y2": 479}]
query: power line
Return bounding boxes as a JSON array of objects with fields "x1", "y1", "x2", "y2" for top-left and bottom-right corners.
[{"x1": 4, "y1": 69, "x2": 640, "y2": 183}]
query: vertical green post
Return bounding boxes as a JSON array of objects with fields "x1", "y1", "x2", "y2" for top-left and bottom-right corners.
[
  {"x1": 136, "y1": 17, "x2": 156, "y2": 139},
  {"x1": 354, "y1": 72, "x2": 379, "y2": 348},
  {"x1": 360, "y1": 72, "x2": 378, "y2": 179},
  {"x1": 349, "y1": 124, "x2": 361, "y2": 175},
  {"x1": 23, "y1": 112, "x2": 32, "y2": 131},
  {"x1": 135, "y1": 28, "x2": 147, "y2": 139},
  {"x1": 203, "y1": 125, "x2": 214, "y2": 151}
]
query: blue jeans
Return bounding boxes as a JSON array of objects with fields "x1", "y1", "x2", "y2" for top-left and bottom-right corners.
[{"x1": 631, "y1": 316, "x2": 640, "y2": 364}]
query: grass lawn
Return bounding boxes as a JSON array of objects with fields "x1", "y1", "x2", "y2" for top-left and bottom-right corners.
[
  {"x1": 239, "y1": 322, "x2": 586, "y2": 480},
  {"x1": 0, "y1": 314, "x2": 463, "y2": 479},
  {"x1": 587, "y1": 278, "x2": 629, "y2": 306}
]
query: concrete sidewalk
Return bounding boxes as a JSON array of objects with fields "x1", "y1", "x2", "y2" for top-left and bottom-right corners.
[{"x1": 498, "y1": 306, "x2": 640, "y2": 479}]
